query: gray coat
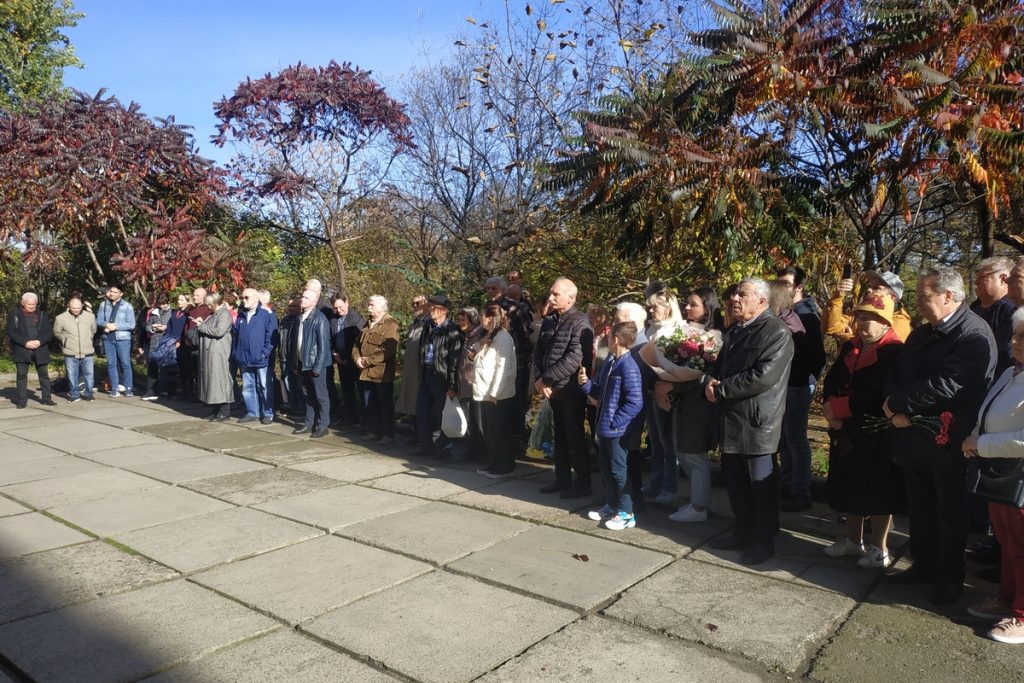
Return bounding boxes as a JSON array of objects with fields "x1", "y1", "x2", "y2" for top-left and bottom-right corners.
[
  {"x1": 198, "y1": 306, "x2": 234, "y2": 405},
  {"x1": 396, "y1": 315, "x2": 428, "y2": 415}
]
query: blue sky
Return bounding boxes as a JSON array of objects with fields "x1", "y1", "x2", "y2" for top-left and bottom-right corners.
[{"x1": 63, "y1": 1, "x2": 486, "y2": 163}]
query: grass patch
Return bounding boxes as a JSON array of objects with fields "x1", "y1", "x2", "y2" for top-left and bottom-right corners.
[
  {"x1": 102, "y1": 538, "x2": 141, "y2": 556},
  {"x1": 39, "y1": 510, "x2": 99, "y2": 539}
]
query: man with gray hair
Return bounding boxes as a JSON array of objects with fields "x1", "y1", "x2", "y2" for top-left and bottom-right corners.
[
  {"x1": 702, "y1": 278, "x2": 794, "y2": 565},
  {"x1": 7, "y1": 292, "x2": 55, "y2": 408},
  {"x1": 973, "y1": 256, "x2": 1017, "y2": 376},
  {"x1": 883, "y1": 266, "x2": 995, "y2": 604}
]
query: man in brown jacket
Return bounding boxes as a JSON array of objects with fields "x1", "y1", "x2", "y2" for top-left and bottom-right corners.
[
  {"x1": 353, "y1": 294, "x2": 400, "y2": 444},
  {"x1": 53, "y1": 296, "x2": 98, "y2": 402}
]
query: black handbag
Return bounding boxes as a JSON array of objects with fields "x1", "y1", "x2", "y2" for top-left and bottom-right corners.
[{"x1": 969, "y1": 458, "x2": 1024, "y2": 509}]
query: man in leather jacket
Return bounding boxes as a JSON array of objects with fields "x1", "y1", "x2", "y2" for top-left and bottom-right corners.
[
  {"x1": 703, "y1": 278, "x2": 794, "y2": 565},
  {"x1": 413, "y1": 293, "x2": 463, "y2": 457},
  {"x1": 290, "y1": 288, "x2": 332, "y2": 438},
  {"x1": 534, "y1": 277, "x2": 595, "y2": 498}
]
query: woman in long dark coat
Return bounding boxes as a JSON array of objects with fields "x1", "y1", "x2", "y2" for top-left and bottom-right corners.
[
  {"x1": 196, "y1": 292, "x2": 235, "y2": 421},
  {"x1": 822, "y1": 295, "x2": 905, "y2": 568}
]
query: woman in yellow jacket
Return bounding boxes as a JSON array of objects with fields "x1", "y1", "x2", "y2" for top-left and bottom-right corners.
[{"x1": 823, "y1": 270, "x2": 912, "y2": 343}]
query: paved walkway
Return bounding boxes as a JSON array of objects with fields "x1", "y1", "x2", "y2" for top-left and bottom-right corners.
[{"x1": 0, "y1": 390, "x2": 1019, "y2": 682}]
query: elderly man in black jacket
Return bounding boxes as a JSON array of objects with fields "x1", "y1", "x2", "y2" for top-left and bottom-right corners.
[
  {"x1": 331, "y1": 293, "x2": 366, "y2": 427},
  {"x1": 883, "y1": 267, "x2": 996, "y2": 604},
  {"x1": 7, "y1": 292, "x2": 56, "y2": 408},
  {"x1": 413, "y1": 294, "x2": 463, "y2": 458},
  {"x1": 291, "y1": 288, "x2": 332, "y2": 438},
  {"x1": 703, "y1": 278, "x2": 794, "y2": 565},
  {"x1": 535, "y1": 277, "x2": 595, "y2": 498}
]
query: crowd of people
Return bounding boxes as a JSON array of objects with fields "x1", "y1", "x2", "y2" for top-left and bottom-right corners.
[{"x1": 6, "y1": 260, "x2": 1024, "y2": 645}]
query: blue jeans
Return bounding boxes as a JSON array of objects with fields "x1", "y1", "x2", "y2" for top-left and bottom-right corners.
[
  {"x1": 103, "y1": 338, "x2": 133, "y2": 393},
  {"x1": 645, "y1": 402, "x2": 677, "y2": 495},
  {"x1": 361, "y1": 381, "x2": 394, "y2": 438},
  {"x1": 780, "y1": 381, "x2": 816, "y2": 497},
  {"x1": 679, "y1": 451, "x2": 712, "y2": 508},
  {"x1": 64, "y1": 356, "x2": 95, "y2": 399},
  {"x1": 241, "y1": 367, "x2": 274, "y2": 418},
  {"x1": 599, "y1": 435, "x2": 632, "y2": 515}
]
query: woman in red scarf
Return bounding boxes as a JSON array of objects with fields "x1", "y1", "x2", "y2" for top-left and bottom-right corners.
[{"x1": 821, "y1": 295, "x2": 906, "y2": 568}]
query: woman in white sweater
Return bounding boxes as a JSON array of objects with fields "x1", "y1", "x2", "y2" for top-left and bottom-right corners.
[
  {"x1": 473, "y1": 302, "x2": 518, "y2": 477},
  {"x1": 962, "y1": 307, "x2": 1024, "y2": 645}
]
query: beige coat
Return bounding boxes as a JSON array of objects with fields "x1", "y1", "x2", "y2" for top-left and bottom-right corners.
[
  {"x1": 198, "y1": 306, "x2": 234, "y2": 405},
  {"x1": 53, "y1": 309, "x2": 97, "y2": 358}
]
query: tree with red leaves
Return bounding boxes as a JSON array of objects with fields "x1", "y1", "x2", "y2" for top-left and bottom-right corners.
[
  {"x1": 0, "y1": 89, "x2": 227, "y2": 295},
  {"x1": 213, "y1": 60, "x2": 413, "y2": 290}
]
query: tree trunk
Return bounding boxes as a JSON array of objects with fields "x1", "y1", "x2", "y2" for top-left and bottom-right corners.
[
  {"x1": 976, "y1": 190, "x2": 995, "y2": 258},
  {"x1": 84, "y1": 237, "x2": 107, "y2": 289}
]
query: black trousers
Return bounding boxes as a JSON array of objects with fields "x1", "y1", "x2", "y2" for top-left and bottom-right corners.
[
  {"x1": 480, "y1": 398, "x2": 515, "y2": 473},
  {"x1": 903, "y1": 462, "x2": 969, "y2": 583},
  {"x1": 337, "y1": 362, "x2": 362, "y2": 424},
  {"x1": 325, "y1": 362, "x2": 339, "y2": 421},
  {"x1": 722, "y1": 452, "x2": 778, "y2": 551},
  {"x1": 361, "y1": 380, "x2": 394, "y2": 438},
  {"x1": 550, "y1": 391, "x2": 590, "y2": 490},
  {"x1": 302, "y1": 370, "x2": 331, "y2": 431},
  {"x1": 177, "y1": 346, "x2": 199, "y2": 398},
  {"x1": 15, "y1": 362, "x2": 51, "y2": 405},
  {"x1": 511, "y1": 362, "x2": 530, "y2": 437}
]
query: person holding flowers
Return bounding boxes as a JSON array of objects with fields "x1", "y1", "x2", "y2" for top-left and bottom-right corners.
[
  {"x1": 883, "y1": 267, "x2": 996, "y2": 605},
  {"x1": 821, "y1": 295, "x2": 905, "y2": 569},
  {"x1": 641, "y1": 287, "x2": 724, "y2": 522}
]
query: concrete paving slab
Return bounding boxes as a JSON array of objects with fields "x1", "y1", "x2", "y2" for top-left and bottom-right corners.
[
  {"x1": 177, "y1": 428, "x2": 297, "y2": 452},
  {"x1": 253, "y1": 484, "x2": 428, "y2": 531},
  {"x1": 0, "y1": 495, "x2": 30, "y2": 517},
  {"x1": 605, "y1": 558, "x2": 855, "y2": 673},
  {"x1": 0, "y1": 512, "x2": 91, "y2": 558},
  {"x1": 0, "y1": 412, "x2": 79, "y2": 431},
  {"x1": 0, "y1": 580, "x2": 278, "y2": 683},
  {"x1": 449, "y1": 525, "x2": 671, "y2": 611},
  {"x1": 50, "y1": 486, "x2": 233, "y2": 537},
  {"x1": 0, "y1": 434, "x2": 68, "y2": 463},
  {"x1": 228, "y1": 439, "x2": 354, "y2": 465},
  {"x1": 0, "y1": 540, "x2": 177, "y2": 624},
  {"x1": 183, "y1": 467, "x2": 341, "y2": 506},
  {"x1": 115, "y1": 411, "x2": 204, "y2": 428},
  {"x1": 147, "y1": 630, "x2": 396, "y2": 683},
  {"x1": 0, "y1": 468, "x2": 163, "y2": 509},
  {"x1": 292, "y1": 453, "x2": 421, "y2": 482},
  {"x1": 7, "y1": 421, "x2": 163, "y2": 453},
  {"x1": 369, "y1": 467, "x2": 506, "y2": 500},
  {"x1": 340, "y1": 501, "x2": 533, "y2": 564},
  {"x1": 126, "y1": 453, "x2": 271, "y2": 483},
  {"x1": 445, "y1": 476, "x2": 589, "y2": 522},
  {"x1": 0, "y1": 455, "x2": 105, "y2": 486},
  {"x1": 194, "y1": 535, "x2": 430, "y2": 624},
  {"x1": 112, "y1": 506, "x2": 320, "y2": 573},
  {"x1": 479, "y1": 616, "x2": 777, "y2": 683},
  {"x1": 550, "y1": 508, "x2": 732, "y2": 557},
  {"x1": 79, "y1": 441, "x2": 213, "y2": 468},
  {"x1": 304, "y1": 571, "x2": 577, "y2": 683},
  {"x1": 811, "y1": 602, "x2": 1023, "y2": 682},
  {"x1": 135, "y1": 420, "x2": 228, "y2": 439}
]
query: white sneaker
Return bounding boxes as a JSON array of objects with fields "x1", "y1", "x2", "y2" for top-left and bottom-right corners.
[
  {"x1": 653, "y1": 491, "x2": 679, "y2": 506},
  {"x1": 823, "y1": 538, "x2": 866, "y2": 558},
  {"x1": 668, "y1": 504, "x2": 707, "y2": 522},
  {"x1": 857, "y1": 545, "x2": 891, "y2": 568},
  {"x1": 588, "y1": 505, "x2": 613, "y2": 521},
  {"x1": 603, "y1": 511, "x2": 636, "y2": 531}
]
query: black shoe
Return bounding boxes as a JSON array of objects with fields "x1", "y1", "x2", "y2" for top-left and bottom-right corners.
[
  {"x1": 210, "y1": 414, "x2": 230, "y2": 422},
  {"x1": 928, "y1": 581, "x2": 964, "y2": 605},
  {"x1": 709, "y1": 535, "x2": 752, "y2": 551},
  {"x1": 83, "y1": 394, "x2": 94, "y2": 402},
  {"x1": 883, "y1": 565, "x2": 936, "y2": 585},
  {"x1": 971, "y1": 540, "x2": 1001, "y2": 565},
  {"x1": 292, "y1": 425, "x2": 312, "y2": 435},
  {"x1": 779, "y1": 495, "x2": 812, "y2": 512},
  {"x1": 260, "y1": 416, "x2": 274, "y2": 425},
  {"x1": 40, "y1": 398, "x2": 57, "y2": 406},
  {"x1": 977, "y1": 565, "x2": 1001, "y2": 583},
  {"x1": 237, "y1": 415, "x2": 259, "y2": 424},
  {"x1": 558, "y1": 488, "x2": 593, "y2": 500},
  {"x1": 311, "y1": 428, "x2": 328, "y2": 439},
  {"x1": 15, "y1": 403, "x2": 27, "y2": 409},
  {"x1": 539, "y1": 482, "x2": 571, "y2": 494},
  {"x1": 739, "y1": 544, "x2": 775, "y2": 566}
]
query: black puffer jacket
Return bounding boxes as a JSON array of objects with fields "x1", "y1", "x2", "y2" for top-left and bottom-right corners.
[
  {"x1": 419, "y1": 317, "x2": 463, "y2": 394},
  {"x1": 703, "y1": 312, "x2": 794, "y2": 455},
  {"x1": 533, "y1": 306, "x2": 594, "y2": 394},
  {"x1": 885, "y1": 303, "x2": 995, "y2": 470}
]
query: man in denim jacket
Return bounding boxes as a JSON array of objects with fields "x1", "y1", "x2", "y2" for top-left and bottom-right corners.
[{"x1": 96, "y1": 285, "x2": 137, "y2": 397}]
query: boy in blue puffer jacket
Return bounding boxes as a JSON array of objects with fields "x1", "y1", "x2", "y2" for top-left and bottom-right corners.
[{"x1": 578, "y1": 321, "x2": 645, "y2": 530}]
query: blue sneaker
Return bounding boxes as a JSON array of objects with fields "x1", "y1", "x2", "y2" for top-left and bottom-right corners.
[
  {"x1": 587, "y1": 505, "x2": 613, "y2": 521},
  {"x1": 604, "y1": 511, "x2": 636, "y2": 531}
]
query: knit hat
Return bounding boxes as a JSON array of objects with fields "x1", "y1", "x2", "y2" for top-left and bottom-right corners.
[
  {"x1": 861, "y1": 270, "x2": 905, "y2": 300},
  {"x1": 852, "y1": 294, "x2": 895, "y2": 326}
]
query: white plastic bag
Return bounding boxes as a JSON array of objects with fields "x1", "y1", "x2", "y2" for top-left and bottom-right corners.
[{"x1": 441, "y1": 396, "x2": 468, "y2": 438}]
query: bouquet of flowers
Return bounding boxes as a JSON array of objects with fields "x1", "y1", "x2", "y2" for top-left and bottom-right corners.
[
  {"x1": 651, "y1": 324, "x2": 722, "y2": 380},
  {"x1": 863, "y1": 411, "x2": 954, "y2": 446}
]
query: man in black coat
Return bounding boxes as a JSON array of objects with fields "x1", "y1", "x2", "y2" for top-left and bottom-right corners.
[
  {"x1": 703, "y1": 278, "x2": 794, "y2": 565},
  {"x1": 413, "y1": 294, "x2": 463, "y2": 457},
  {"x1": 534, "y1": 277, "x2": 594, "y2": 498},
  {"x1": 7, "y1": 292, "x2": 55, "y2": 408},
  {"x1": 331, "y1": 293, "x2": 366, "y2": 427},
  {"x1": 291, "y1": 288, "x2": 332, "y2": 438},
  {"x1": 883, "y1": 267, "x2": 996, "y2": 604}
]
